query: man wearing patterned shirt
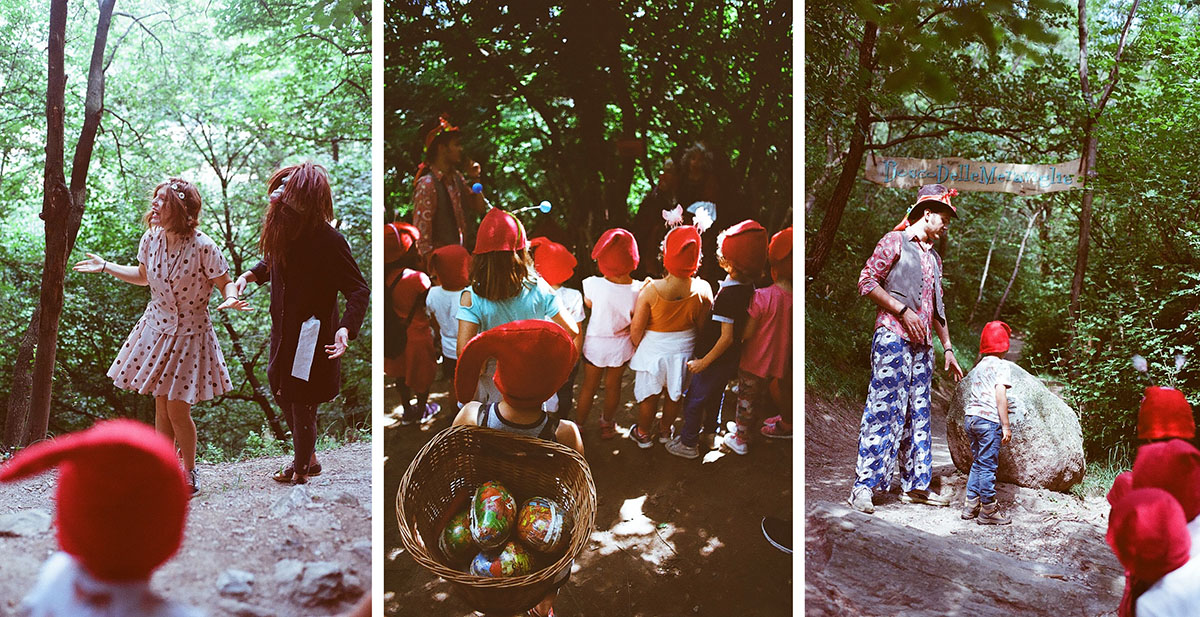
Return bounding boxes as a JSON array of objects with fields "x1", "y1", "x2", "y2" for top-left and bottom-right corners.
[
  {"x1": 847, "y1": 183, "x2": 965, "y2": 514},
  {"x1": 412, "y1": 116, "x2": 489, "y2": 263}
]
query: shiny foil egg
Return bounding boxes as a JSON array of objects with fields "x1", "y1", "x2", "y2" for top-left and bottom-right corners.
[
  {"x1": 470, "y1": 480, "x2": 516, "y2": 549},
  {"x1": 469, "y1": 541, "x2": 535, "y2": 578},
  {"x1": 516, "y1": 496, "x2": 571, "y2": 554},
  {"x1": 438, "y1": 510, "x2": 475, "y2": 565}
]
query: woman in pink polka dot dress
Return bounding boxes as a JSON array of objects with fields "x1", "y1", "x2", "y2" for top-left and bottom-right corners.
[{"x1": 73, "y1": 178, "x2": 250, "y2": 496}]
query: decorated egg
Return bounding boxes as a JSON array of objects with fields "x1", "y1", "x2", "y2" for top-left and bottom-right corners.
[
  {"x1": 516, "y1": 496, "x2": 571, "y2": 554},
  {"x1": 438, "y1": 510, "x2": 475, "y2": 564},
  {"x1": 468, "y1": 541, "x2": 535, "y2": 577},
  {"x1": 470, "y1": 480, "x2": 516, "y2": 549}
]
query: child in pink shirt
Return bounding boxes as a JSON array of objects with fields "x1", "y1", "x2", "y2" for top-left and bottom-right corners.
[{"x1": 726, "y1": 227, "x2": 792, "y2": 454}]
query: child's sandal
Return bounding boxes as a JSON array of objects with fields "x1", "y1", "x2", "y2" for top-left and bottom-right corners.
[{"x1": 599, "y1": 419, "x2": 617, "y2": 440}]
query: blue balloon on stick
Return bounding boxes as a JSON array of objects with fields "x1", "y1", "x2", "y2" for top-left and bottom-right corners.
[
  {"x1": 539, "y1": 201, "x2": 552, "y2": 213},
  {"x1": 472, "y1": 182, "x2": 483, "y2": 194}
]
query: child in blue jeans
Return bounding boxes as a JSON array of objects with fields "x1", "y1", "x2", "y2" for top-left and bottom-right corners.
[{"x1": 962, "y1": 320, "x2": 1014, "y2": 525}]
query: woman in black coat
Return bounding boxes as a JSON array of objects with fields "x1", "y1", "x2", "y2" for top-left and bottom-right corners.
[{"x1": 235, "y1": 162, "x2": 369, "y2": 484}]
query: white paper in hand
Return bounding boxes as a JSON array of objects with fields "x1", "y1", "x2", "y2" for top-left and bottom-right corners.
[{"x1": 291, "y1": 316, "x2": 321, "y2": 381}]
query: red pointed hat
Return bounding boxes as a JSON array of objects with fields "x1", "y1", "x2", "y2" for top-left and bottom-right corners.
[
  {"x1": 384, "y1": 222, "x2": 420, "y2": 264},
  {"x1": 979, "y1": 321, "x2": 1012, "y2": 355},
  {"x1": 1107, "y1": 471, "x2": 1134, "y2": 507},
  {"x1": 388, "y1": 268, "x2": 431, "y2": 316},
  {"x1": 474, "y1": 208, "x2": 528, "y2": 254},
  {"x1": 0, "y1": 420, "x2": 188, "y2": 582},
  {"x1": 1132, "y1": 438, "x2": 1200, "y2": 520},
  {"x1": 717, "y1": 220, "x2": 768, "y2": 275},
  {"x1": 529, "y1": 237, "x2": 577, "y2": 286},
  {"x1": 591, "y1": 228, "x2": 639, "y2": 278},
  {"x1": 768, "y1": 226, "x2": 793, "y2": 281},
  {"x1": 1138, "y1": 386, "x2": 1196, "y2": 441},
  {"x1": 430, "y1": 244, "x2": 471, "y2": 290},
  {"x1": 894, "y1": 184, "x2": 959, "y2": 232},
  {"x1": 1106, "y1": 488, "x2": 1191, "y2": 592},
  {"x1": 455, "y1": 319, "x2": 578, "y2": 407},
  {"x1": 663, "y1": 225, "x2": 702, "y2": 278}
]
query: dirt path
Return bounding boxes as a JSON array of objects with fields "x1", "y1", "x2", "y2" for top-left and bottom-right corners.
[
  {"x1": 0, "y1": 442, "x2": 371, "y2": 617},
  {"x1": 805, "y1": 379, "x2": 1122, "y2": 616},
  {"x1": 384, "y1": 369, "x2": 793, "y2": 617}
]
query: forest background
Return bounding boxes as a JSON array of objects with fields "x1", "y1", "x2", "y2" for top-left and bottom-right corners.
[
  {"x1": 0, "y1": 0, "x2": 371, "y2": 458},
  {"x1": 806, "y1": 0, "x2": 1200, "y2": 472}
]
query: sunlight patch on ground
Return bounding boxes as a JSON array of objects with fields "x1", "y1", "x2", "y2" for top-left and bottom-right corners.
[
  {"x1": 698, "y1": 534, "x2": 724, "y2": 557},
  {"x1": 701, "y1": 449, "x2": 726, "y2": 464},
  {"x1": 589, "y1": 495, "x2": 680, "y2": 567}
]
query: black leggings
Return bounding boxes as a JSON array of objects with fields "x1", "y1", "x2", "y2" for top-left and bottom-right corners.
[{"x1": 283, "y1": 402, "x2": 320, "y2": 475}]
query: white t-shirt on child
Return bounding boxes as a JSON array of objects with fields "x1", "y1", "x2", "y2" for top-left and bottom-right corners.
[
  {"x1": 425, "y1": 285, "x2": 463, "y2": 359},
  {"x1": 552, "y1": 286, "x2": 586, "y2": 326},
  {"x1": 963, "y1": 355, "x2": 1012, "y2": 424},
  {"x1": 1137, "y1": 544, "x2": 1200, "y2": 617}
]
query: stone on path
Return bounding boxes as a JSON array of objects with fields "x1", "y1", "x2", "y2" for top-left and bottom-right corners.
[
  {"x1": 946, "y1": 360, "x2": 1085, "y2": 491},
  {"x1": 274, "y1": 559, "x2": 360, "y2": 607},
  {"x1": 216, "y1": 568, "x2": 255, "y2": 597},
  {"x1": 0, "y1": 510, "x2": 51, "y2": 537},
  {"x1": 805, "y1": 501, "x2": 1117, "y2": 617},
  {"x1": 270, "y1": 486, "x2": 312, "y2": 519}
]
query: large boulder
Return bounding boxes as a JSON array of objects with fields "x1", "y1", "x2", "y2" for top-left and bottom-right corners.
[{"x1": 946, "y1": 360, "x2": 1085, "y2": 491}]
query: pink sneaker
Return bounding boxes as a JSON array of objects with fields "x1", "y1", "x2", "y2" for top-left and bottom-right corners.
[
  {"x1": 722, "y1": 432, "x2": 748, "y2": 455},
  {"x1": 760, "y1": 422, "x2": 792, "y2": 439}
]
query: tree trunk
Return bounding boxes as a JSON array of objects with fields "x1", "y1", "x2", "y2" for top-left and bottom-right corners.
[
  {"x1": 217, "y1": 312, "x2": 286, "y2": 440},
  {"x1": 26, "y1": 0, "x2": 116, "y2": 445},
  {"x1": 967, "y1": 222, "x2": 1003, "y2": 325},
  {"x1": 4, "y1": 307, "x2": 41, "y2": 448},
  {"x1": 994, "y1": 205, "x2": 1044, "y2": 321},
  {"x1": 1068, "y1": 123, "x2": 1098, "y2": 326},
  {"x1": 805, "y1": 19, "x2": 877, "y2": 281}
]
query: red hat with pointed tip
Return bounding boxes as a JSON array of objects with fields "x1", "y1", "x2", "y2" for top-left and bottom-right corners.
[
  {"x1": 1132, "y1": 438, "x2": 1200, "y2": 520},
  {"x1": 384, "y1": 222, "x2": 420, "y2": 264},
  {"x1": 979, "y1": 321, "x2": 1012, "y2": 355},
  {"x1": 1106, "y1": 487, "x2": 1191, "y2": 615},
  {"x1": 663, "y1": 225, "x2": 702, "y2": 278},
  {"x1": 768, "y1": 226, "x2": 793, "y2": 281},
  {"x1": 717, "y1": 220, "x2": 768, "y2": 275},
  {"x1": 529, "y1": 237, "x2": 577, "y2": 286},
  {"x1": 455, "y1": 320, "x2": 578, "y2": 407},
  {"x1": 0, "y1": 420, "x2": 188, "y2": 582},
  {"x1": 388, "y1": 268, "x2": 432, "y2": 316},
  {"x1": 429, "y1": 244, "x2": 471, "y2": 290},
  {"x1": 1138, "y1": 386, "x2": 1196, "y2": 441},
  {"x1": 474, "y1": 208, "x2": 528, "y2": 254},
  {"x1": 591, "y1": 228, "x2": 639, "y2": 278},
  {"x1": 1107, "y1": 471, "x2": 1134, "y2": 507}
]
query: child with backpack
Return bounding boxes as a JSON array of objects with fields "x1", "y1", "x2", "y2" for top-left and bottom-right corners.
[{"x1": 384, "y1": 222, "x2": 439, "y2": 424}]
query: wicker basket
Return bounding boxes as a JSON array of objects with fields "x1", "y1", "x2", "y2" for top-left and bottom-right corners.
[{"x1": 396, "y1": 425, "x2": 597, "y2": 615}]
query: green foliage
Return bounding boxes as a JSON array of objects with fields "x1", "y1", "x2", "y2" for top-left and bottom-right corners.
[{"x1": 0, "y1": 0, "x2": 370, "y2": 458}]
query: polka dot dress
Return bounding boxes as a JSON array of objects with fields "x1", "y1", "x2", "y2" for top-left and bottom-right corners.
[{"x1": 107, "y1": 228, "x2": 235, "y2": 405}]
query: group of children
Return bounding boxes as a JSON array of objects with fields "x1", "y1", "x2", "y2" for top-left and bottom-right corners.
[
  {"x1": 1104, "y1": 386, "x2": 1200, "y2": 616},
  {"x1": 383, "y1": 204, "x2": 793, "y2": 460}
]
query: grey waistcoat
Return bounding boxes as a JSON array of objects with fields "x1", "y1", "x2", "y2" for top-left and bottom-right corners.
[{"x1": 882, "y1": 233, "x2": 946, "y2": 325}]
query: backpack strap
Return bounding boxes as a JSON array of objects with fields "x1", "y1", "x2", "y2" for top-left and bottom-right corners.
[
  {"x1": 385, "y1": 269, "x2": 422, "y2": 327},
  {"x1": 477, "y1": 402, "x2": 495, "y2": 427},
  {"x1": 538, "y1": 412, "x2": 561, "y2": 443}
]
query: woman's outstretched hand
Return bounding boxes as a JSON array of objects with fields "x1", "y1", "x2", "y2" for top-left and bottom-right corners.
[
  {"x1": 216, "y1": 296, "x2": 253, "y2": 311},
  {"x1": 73, "y1": 253, "x2": 108, "y2": 274},
  {"x1": 325, "y1": 327, "x2": 350, "y2": 359}
]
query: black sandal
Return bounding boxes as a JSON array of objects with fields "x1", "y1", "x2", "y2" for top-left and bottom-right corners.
[{"x1": 272, "y1": 463, "x2": 323, "y2": 483}]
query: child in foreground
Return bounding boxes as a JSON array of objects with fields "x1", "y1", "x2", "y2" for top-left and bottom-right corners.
[
  {"x1": 667, "y1": 220, "x2": 766, "y2": 459},
  {"x1": 575, "y1": 228, "x2": 643, "y2": 439},
  {"x1": 725, "y1": 226, "x2": 793, "y2": 454},
  {"x1": 959, "y1": 320, "x2": 1013, "y2": 524},
  {"x1": 451, "y1": 319, "x2": 584, "y2": 617},
  {"x1": 1, "y1": 420, "x2": 198, "y2": 617}
]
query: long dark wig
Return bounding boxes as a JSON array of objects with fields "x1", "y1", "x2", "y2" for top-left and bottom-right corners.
[{"x1": 259, "y1": 162, "x2": 334, "y2": 270}]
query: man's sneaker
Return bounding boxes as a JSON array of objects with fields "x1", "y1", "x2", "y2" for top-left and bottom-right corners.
[
  {"x1": 722, "y1": 432, "x2": 748, "y2": 455},
  {"x1": 899, "y1": 489, "x2": 951, "y2": 507},
  {"x1": 665, "y1": 438, "x2": 700, "y2": 460},
  {"x1": 961, "y1": 496, "x2": 981, "y2": 520},
  {"x1": 847, "y1": 486, "x2": 874, "y2": 514},
  {"x1": 189, "y1": 469, "x2": 199, "y2": 497},
  {"x1": 627, "y1": 424, "x2": 654, "y2": 449},
  {"x1": 977, "y1": 500, "x2": 1012, "y2": 525}
]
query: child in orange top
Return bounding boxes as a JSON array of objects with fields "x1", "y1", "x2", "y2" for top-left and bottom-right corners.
[
  {"x1": 383, "y1": 222, "x2": 439, "y2": 424},
  {"x1": 627, "y1": 221, "x2": 714, "y2": 447}
]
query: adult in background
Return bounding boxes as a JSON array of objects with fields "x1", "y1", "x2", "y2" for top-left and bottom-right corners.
[
  {"x1": 412, "y1": 115, "x2": 489, "y2": 264},
  {"x1": 235, "y1": 162, "x2": 370, "y2": 485},
  {"x1": 848, "y1": 183, "x2": 964, "y2": 514}
]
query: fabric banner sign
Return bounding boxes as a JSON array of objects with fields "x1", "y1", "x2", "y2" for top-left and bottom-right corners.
[{"x1": 864, "y1": 154, "x2": 1082, "y2": 195}]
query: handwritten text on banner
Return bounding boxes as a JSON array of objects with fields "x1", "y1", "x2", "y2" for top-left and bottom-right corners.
[{"x1": 864, "y1": 155, "x2": 1083, "y2": 195}]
